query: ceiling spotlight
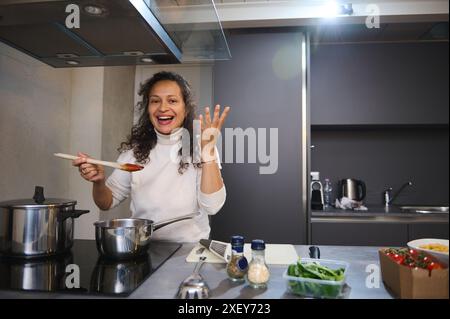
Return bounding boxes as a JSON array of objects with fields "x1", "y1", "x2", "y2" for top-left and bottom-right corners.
[
  {"x1": 57, "y1": 53, "x2": 79, "y2": 59},
  {"x1": 340, "y1": 3, "x2": 353, "y2": 15},
  {"x1": 140, "y1": 57, "x2": 154, "y2": 63},
  {"x1": 322, "y1": 1, "x2": 354, "y2": 17},
  {"x1": 323, "y1": 1, "x2": 339, "y2": 17},
  {"x1": 84, "y1": 5, "x2": 106, "y2": 16},
  {"x1": 66, "y1": 60, "x2": 80, "y2": 65},
  {"x1": 124, "y1": 51, "x2": 144, "y2": 56}
]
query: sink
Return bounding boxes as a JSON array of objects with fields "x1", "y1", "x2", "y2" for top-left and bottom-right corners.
[{"x1": 400, "y1": 206, "x2": 449, "y2": 214}]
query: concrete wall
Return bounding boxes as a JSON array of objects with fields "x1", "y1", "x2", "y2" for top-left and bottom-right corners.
[
  {"x1": 68, "y1": 67, "x2": 104, "y2": 239},
  {"x1": 100, "y1": 66, "x2": 136, "y2": 221},
  {"x1": 0, "y1": 43, "x2": 136, "y2": 239},
  {"x1": 69, "y1": 67, "x2": 136, "y2": 237},
  {"x1": 0, "y1": 42, "x2": 72, "y2": 201}
]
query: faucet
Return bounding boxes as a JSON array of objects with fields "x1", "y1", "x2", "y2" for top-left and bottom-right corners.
[{"x1": 384, "y1": 181, "x2": 413, "y2": 207}]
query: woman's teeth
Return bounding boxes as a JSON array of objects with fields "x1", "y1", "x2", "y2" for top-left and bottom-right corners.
[{"x1": 157, "y1": 116, "x2": 174, "y2": 125}]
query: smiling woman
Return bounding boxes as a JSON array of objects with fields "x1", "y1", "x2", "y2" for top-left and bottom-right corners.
[
  {"x1": 72, "y1": 71, "x2": 231, "y2": 243},
  {"x1": 121, "y1": 72, "x2": 198, "y2": 173},
  {"x1": 149, "y1": 80, "x2": 186, "y2": 133}
]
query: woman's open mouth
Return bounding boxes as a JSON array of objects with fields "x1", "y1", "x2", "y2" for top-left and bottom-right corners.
[{"x1": 156, "y1": 115, "x2": 175, "y2": 126}]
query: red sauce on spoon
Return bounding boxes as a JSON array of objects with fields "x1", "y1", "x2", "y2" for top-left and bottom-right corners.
[{"x1": 121, "y1": 163, "x2": 144, "y2": 172}]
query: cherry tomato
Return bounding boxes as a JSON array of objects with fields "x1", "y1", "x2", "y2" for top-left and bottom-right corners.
[
  {"x1": 409, "y1": 249, "x2": 419, "y2": 257},
  {"x1": 427, "y1": 262, "x2": 442, "y2": 271},
  {"x1": 391, "y1": 254, "x2": 405, "y2": 264},
  {"x1": 384, "y1": 248, "x2": 445, "y2": 270}
]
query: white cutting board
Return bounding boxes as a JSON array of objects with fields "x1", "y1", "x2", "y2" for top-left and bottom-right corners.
[{"x1": 186, "y1": 243, "x2": 298, "y2": 265}]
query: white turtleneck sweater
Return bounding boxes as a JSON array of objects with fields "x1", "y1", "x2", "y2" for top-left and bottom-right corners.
[{"x1": 105, "y1": 129, "x2": 226, "y2": 243}]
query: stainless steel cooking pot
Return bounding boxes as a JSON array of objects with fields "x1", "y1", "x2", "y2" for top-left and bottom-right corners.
[
  {"x1": 0, "y1": 186, "x2": 89, "y2": 257},
  {"x1": 94, "y1": 213, "x2": 198, "y2": 259}
]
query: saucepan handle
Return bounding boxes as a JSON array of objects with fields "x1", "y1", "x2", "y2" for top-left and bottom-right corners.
[
  {"x1": 58, "y1": 209, "x2": 90, "y2": 222},
  {"x1": 152, "y1": 213, "x2": 199, "y2": 232}
]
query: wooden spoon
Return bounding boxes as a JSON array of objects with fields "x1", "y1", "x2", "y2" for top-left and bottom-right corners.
[{"x1": 54, "y1": 153, "x2": 144, "y2": 172}]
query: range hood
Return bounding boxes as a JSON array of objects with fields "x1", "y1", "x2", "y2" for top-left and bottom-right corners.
[{"x1": 0, "y1": 0, "x2": 231, "y2": 67}]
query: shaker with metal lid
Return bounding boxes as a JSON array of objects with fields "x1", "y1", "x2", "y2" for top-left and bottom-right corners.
[
  {"x1": 247, "y1": 239, "x2": 270, "y2": 288},
  {"x1": 226, "y1": 235, "x2": 248, "y2": 282}
]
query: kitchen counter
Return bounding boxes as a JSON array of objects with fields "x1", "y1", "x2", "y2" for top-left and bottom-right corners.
[
  {"x1": 0, "y1": 244, "x2": 394, "y2": 299},
  {"x1": 312, "y1": 206, "x2": 449, "y2": 223}
]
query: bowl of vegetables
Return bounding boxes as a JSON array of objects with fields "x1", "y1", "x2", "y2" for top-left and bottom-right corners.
[{"x1": 283, "y1": 258, "x2": 349, "y2": 299}]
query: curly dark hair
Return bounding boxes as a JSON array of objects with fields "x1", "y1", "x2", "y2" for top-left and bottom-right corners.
[{"x1": 119, "y1": 71, "x2": 198, "y2": 174}]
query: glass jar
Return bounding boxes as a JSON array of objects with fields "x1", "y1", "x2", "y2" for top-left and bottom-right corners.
[
  {"x1": 226, "y1": 235, "x2": 248, "y2": 282},
  {"x1": 247, "y1": 239, "x2": 270, "y2": 288}
]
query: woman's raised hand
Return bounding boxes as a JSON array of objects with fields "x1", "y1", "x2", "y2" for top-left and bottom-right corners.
[
  {"x1": 72, "y1": 152, "x2": 105, "y2": 183},
  {"x1": 198, "y1": 105, "x2": 230, "y2": 162}
]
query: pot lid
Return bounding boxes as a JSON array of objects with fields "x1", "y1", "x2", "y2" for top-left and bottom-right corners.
[
  {"x1": 0, "y1": 186, "x2": 77, "y2": 209},
  {"x1": 0, "y1": 198, "x2": 77, "y2": 209}
]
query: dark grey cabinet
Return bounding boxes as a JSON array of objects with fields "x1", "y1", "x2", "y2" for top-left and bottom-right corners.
[
  {"x1": 311, "y1": 221, "x2": 449, "y2": 246},
  {"x1": 311, "y1": 222, "x2": 408, "y2": 246},
  {"x1": 211, "y1": 31, "x2": 307, "y2": 244},
  {"x1": 311, "y1": 42, "x2": 449, "y2": 126},
  {"x1": 409, "y1": 223, "x2": 449, "y2": 240}
]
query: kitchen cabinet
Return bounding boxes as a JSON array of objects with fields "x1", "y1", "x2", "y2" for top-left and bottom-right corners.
[
  {"x1": 310, "y1": 42, "x2": 449, "y2": 207},
  {"x1": 211, "y1": 31, "x2": 308, "y2": 244},
  {"x1": 311, "y1": 42, "x2": 449, "y2": 126},
  {"x1": 311, "y1": 221, "x2": 449, "y2": 246},
  {"x1": 408, "y1": 223, "x2": 449, "y2": 240},
  {"x1": 311, "y1": 222, "x2": 408, "y2": 246}
]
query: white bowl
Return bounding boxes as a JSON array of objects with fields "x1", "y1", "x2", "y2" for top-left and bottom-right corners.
[{"x1": 407, "y1": 238, "x2": 449, "y2": 267}]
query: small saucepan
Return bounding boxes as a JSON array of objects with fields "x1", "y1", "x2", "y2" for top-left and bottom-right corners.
[{"x1": 94, "y1": 213, "x2": 198, "y2": 259}]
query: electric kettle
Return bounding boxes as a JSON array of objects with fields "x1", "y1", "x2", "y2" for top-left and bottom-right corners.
[{"x1": 338, "y1": 179, "x2": 366, "y2": 201}]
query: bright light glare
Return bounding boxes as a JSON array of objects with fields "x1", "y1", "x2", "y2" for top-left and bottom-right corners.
[{"x1": 322, "y1": 1, "x2": 339, "y2": 18}]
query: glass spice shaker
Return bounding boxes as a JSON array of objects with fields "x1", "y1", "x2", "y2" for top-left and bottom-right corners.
[
  {"x1": 247, "y1": 239, "x2": 270, "y2": 288},
  {"x1": 226, "y1": 235, "x2": 248, "y2": 282}
]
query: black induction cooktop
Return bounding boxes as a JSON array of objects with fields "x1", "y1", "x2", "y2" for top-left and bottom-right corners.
[{"x1": 0, "y1": 240, "x2": 181, "y2": 297}]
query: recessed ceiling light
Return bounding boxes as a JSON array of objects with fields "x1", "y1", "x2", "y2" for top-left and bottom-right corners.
[
  {"x1": 66, "y1": 60, "x2": 80, "y2": 65},
  {"x1": 140, "y1": 57, "x2": 154, "y2": 63},
  {"x1": 57, "y1": 53, "x2": 79, "y2": 59},
  {"x1": 124, "y1": 51, "x2": 144, "y2": 56},
  {"x1": 322, "y1": 1, "x2": 339, "y2": 17},
  {"x1": 322, "y1": 1, "x2": 353, "y2": 17},
  {"x1": 341, "y1": 3, "x2": 353, "y2": 15},
  {"x1": 84, "y1": 5, "x2": 105, "y2": 16}
]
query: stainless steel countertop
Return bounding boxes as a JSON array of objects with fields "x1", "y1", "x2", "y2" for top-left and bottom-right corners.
[{"x1": 0, "y1": 244, "x2": 394, "y2": 299}]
